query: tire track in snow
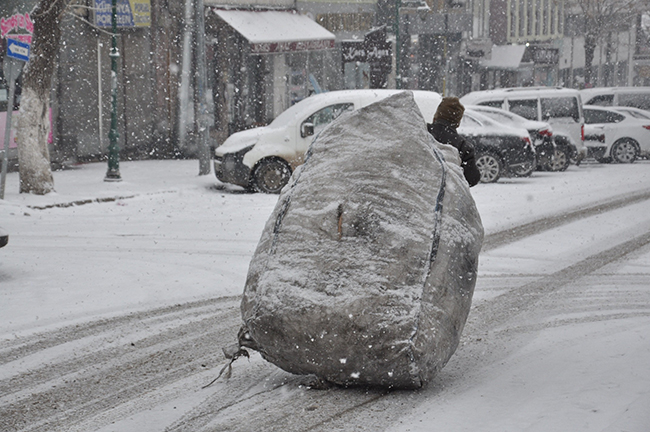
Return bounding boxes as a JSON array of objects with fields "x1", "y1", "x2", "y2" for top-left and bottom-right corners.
[
  {"x1": 481, "y1": 188, "x2": 650, "y2": 252},
  {"x1": 2, "y1": 189, "x2": 650, "y2": 431},
  {"x1": 284, "y1": 207, "x2": 650, "y2": 432},
  {"x1": 0, "y1": 296, "x2": 239, "y2": 366},
  {"x1": 469, "y1": 230, "x2": 650, "y2": 335},
  {"x1": 0, "y1": 298, "x2": 241, "y2": 432},
  {"x1": 161, "y1": 192, "x2": 650, "y2": 431},
  {"x1": 161, "y1": 219, "x2": 649, "y2": 432}
]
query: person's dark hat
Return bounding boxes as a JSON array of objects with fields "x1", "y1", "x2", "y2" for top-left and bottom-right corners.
[{"x1": 433, "y1": 97, "x2": 465, "y2": 128}]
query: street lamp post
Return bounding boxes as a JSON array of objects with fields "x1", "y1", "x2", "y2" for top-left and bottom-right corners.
[
  {"x1": 105, "y1": 0, "x2": 121, "y2": 182},
  {"x1": 394, "y1": 0, "x2": 402, "y2": 89},
  {"x1": 195, "y1": 0, "x2": 212, "y2": 175}
]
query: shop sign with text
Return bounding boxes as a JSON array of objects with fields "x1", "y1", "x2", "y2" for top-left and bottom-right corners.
[
  {"x1": 94, "y1": 0, "x2": 151, "y2": 27},
  {"x1": 251, "y1": 39, "x2": 335, "y2": 54},
  {"x1": 1, "y1": 13, "x2": 34, "y2": 44}
]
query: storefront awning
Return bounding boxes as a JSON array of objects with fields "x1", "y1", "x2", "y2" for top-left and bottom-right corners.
[
  {"x1": 213, "y1": 10, "x2": 335, "y2": 54},
  {"x1": 480, "y1": 45, "x2": 526, "y2": 69}
]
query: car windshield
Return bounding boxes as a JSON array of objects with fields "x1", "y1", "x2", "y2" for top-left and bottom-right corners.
[
  {"x1": 478, "y1": 100, "x2": 504, "y2": 108},
  {"x1": 460, "y1": 113, "x2": 484, "y2": 128},
  {"x1": 618, "y1": 93, "x2": 650, "y2": 110},
  {"x1": 508, "y1": 99, "x2": 538, "y2": 120},
  {"x1": 586, "y1": 94, "x2": 614, "y2": 106},
  {"x1": 302, "y1": 103, "x2": 354, "y2": 135},
  {"x1": 584, "y1": 109, "x2": 625, "y2": 124},
  {"x1": 541, "y1": 97, "x2": 580, "y2": 122},
  {"x1": 270, "y1": 96, "x2": 338, "y2": 127},
  {"x1": 474, "y1": 109, "x2": 519, "y2": 126},
  {"x1": 618, "y1": 108, "x2": 650, "y2": 120}
]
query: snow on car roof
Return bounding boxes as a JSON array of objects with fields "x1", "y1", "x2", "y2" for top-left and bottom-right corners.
[
  {"x1": 468, "y1": 105, "x2": 551, "y2": 130},
  {"x1": 270, "y1": 90, "x2": 441, "y2": 127},
  {"x1": 461, "y1": 87, "x2": 580, "y2": 104},
  {"x1": 579, "y1": 86, "x2": 650, "y2": 97},
  {"x1": 461, "y1": 109, "x2": 529, "y2": 138},
  {"x1": 270, "y1": 90, "x2": 402, "y2": 127}
]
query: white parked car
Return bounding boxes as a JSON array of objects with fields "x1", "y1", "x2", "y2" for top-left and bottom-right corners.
[
  {"x1": 582, "y1": 105, "x2": 650, "y2": 163},
  {"x1": 460, "y1": 87, "x2": 587, "y2": 165},
  {"x1": 580, "y1": 86, "x2": 650, "y2": 111},
  {"x1": 214, "y1": 90, "x2": 442, "y2": 193}
]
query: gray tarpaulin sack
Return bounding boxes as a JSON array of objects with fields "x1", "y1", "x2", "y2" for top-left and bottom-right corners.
[{"x1": 238, "y1": 91, "x2": 484, "y2": 389}]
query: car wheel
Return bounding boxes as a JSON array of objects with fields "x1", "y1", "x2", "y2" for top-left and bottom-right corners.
[
  {"x1": 475, "y1": 152, "x2": 502, "y2": 183},
  {"x1": 252, "y1": 158, "x2": 292, "y2": 194},
  {"x1": 535, "y1": 150, "x2": 552, "y2": 171},
  {"x1": 512, "y1": 156, "x2": 536, "y2": 177},
  {"x1": 547, "y1": 148, "x2": 570, "y2": 171},
  {"x1": 0, "y1": 227, "x2": 8, "y2": 249},
  {"x1": 610, "y1": 139, "x2": 638, "y2": 163}
]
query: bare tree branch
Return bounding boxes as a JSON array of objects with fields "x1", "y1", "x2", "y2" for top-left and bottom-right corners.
[
  {"x1": 24, "y1": 0, "x2": 70, "y2": 97},
  {"x1": 568, "y1": 0, "x2": 648, "y2": 86}
]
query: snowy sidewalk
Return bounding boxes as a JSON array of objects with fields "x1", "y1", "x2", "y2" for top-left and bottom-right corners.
[
  {"x1": 1, "y1": 159, "x2": 223, "y2": 209},
  {"x1": 0, "y1": 158, "x2": 273, "y2": 338}
]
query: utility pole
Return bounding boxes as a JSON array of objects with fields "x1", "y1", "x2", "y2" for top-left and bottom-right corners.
[
  {"x1": 1, "y1": 59, "x2": 24, "y2": 199},
  {"x1": 178, "y1": 0, "x2": 194, "y2": 153},
  {"x1": 105, "y1": 0, "x2": 121, "y2": 182},
  {"x1": 195, "y1": 0, "x2": 211, "y2": 175},
  {"x1": 394, "y1": 0, "x2": 402, "y2": 89},
  {"x1": 628, "y1": 19, "x2": 635, "y2": 86}
]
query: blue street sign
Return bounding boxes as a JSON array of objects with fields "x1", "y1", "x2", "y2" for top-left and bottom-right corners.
[{"x1": 6, "y1": 38, "x2": 30, "y2": 62}]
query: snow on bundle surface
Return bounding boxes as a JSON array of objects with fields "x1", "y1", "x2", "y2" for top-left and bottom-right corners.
[{"x1": 239, "y1": 91, "x2": 484, "y2": 389}]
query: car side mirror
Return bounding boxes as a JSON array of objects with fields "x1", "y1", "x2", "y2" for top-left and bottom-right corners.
[{"x1": 301, "y1": 122, "x2": 314, "y2": 138}]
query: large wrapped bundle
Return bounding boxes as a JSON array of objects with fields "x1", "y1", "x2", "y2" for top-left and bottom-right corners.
[{"x1": 239, "y1": 92, "x2": 484, "y2": 389}]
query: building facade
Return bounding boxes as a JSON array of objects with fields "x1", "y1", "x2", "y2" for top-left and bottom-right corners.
[
  {"x1": 205, "y1": 7, "x2": 340, "y2": 144},
  {"x1": 387, "y1": 0, "x2": 473, "y2": 96},
  {"x1": 6, "y1": 0, "x2": 650, "y2": 169},
  {"x1": 479, "y1": 0, "x2": 564, "y2": 89},
  {"x1": 204, "y1": 0, "x2": 400, "y2": 144},
  {"x1": 2, "y1": 0, "x2": 185, "y2": 164},
  {"x1": 468, "y1": 0, "x2": 647, "y2": 91},
  {"x1": 560, "y1": 2, "x2": 641, "y2": 89}
]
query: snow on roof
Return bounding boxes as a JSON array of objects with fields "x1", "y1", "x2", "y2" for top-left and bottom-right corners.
[
  {"x1": 213, "y1": 10, "x2": 335, "y2": 53},
  {"x1": 480, "y1": 45, "x2": 526, "y2": 69}
]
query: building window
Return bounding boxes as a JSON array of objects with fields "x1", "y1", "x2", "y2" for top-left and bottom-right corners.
[
  {"x1": 527, "y1": 0, "x2": 534, "y2": 37},
  {"x1": 507, "y1": 0, "x2": 564, "y2": 43}
]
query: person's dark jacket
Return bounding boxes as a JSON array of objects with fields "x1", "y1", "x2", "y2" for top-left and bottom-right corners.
[{"x1": 427, "y1": 119, "x2": 481, "y2": 187}]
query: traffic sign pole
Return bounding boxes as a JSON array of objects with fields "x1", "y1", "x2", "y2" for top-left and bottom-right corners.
[{"x1": 1, "y1": 57, "x2": 24, "y2": 200}]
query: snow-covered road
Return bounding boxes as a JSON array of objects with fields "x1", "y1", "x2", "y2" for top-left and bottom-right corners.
[{"x1": 1, "y1": 160, "x2": 649, "y2": 431}]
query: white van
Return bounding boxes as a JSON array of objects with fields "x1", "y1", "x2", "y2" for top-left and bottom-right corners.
[
  {"x1": 214, "y1": 90, "x2": 442, "y2": 193},
  {"x1": 580, "y1": 87, "x2": 650, "y2": 111},
  {"x1": 460, "y1": 87, "x2": 587, "y2": 163}
]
